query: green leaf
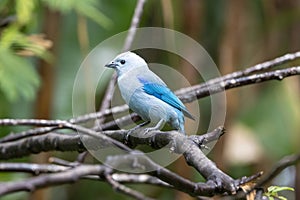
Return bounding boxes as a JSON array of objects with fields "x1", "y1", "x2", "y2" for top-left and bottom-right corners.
[
  {"x1": 42, "y1": 0, "x2": 112, "y2": 28},
  {"x1": 278, "y1": 196, "x2": 287, "y2": 200},
  {"x1": 264, "y1": 186, "x2": 294, "y2": 200},
  {"x1": 16, "y1": 0, "x2": 36, "y2": 25},
  {"x1": 0, "y1": 48, "x2": 40, "y2": 102},
  {"x1": 41, "y1": 0, "x2": 74, "y2": 13},
  {"x1": 75, "y1": 0, "x2": 112, "y2": 28},
  {"x1": 0, "y1": 25, "x2": 19, "y2": 48},
  {"x1": 268, "y1": 186, "x2": 294, "y2": 193}
]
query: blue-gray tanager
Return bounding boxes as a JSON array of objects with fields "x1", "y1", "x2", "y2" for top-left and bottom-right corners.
[{"x1": 105, "y1": 52, "x2": 194, "y2": 134}]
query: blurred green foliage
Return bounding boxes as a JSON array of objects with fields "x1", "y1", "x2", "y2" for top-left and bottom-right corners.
[
  {"x1": 41, "y1": 0, "x2": 112, "y2": 28},
  {"x1": 0, "y1": 0, "x2": 111, "y2": 103},
  {"x1": 0, "y1": 47, "x2": 39, "y2": 101}
]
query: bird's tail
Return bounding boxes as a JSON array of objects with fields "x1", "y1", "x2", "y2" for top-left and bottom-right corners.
[{"x1": 182, "y1": 108, "x2": 195, "y2": 120}]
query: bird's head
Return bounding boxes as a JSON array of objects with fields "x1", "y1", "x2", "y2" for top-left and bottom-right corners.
[{"x1": 105, "y1": 51, "x2": 148, "y2": 76}]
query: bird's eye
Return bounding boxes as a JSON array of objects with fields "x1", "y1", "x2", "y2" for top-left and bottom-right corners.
[{"x1": 120, "y1": 60, "x2": 126, "y2": 65}]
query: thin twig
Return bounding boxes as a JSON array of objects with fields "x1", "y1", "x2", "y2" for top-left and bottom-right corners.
[
  {"x1": 0, "y1": 165, "x2": 107, "y2": 196},
  {"x1": 0, "y1": 105, "x2": 129, "y2": 143},
  {"x1": 76, "y1": 151, "x2": 89, "y2": 163},
  {"x1": 236, "y1": 171, "x2": 264, "y2": 186},
  {"x1": 0, "y1": 119, "x2": 131, "y2": 152},
  {"x1": 49, "y1": 157, "x2": 79, "y2": 167},
  {"x1": 189, "y1": 51, "x2": 300, "y2": 91},
  {"x1": 105, "y1": 173, "x2": 155, "y2": 200},
  {"x1": 177, "y1": 66, "x2": 300, "y2": 102},
  {"x1": 256, "y1": 153, "x2": 300, "y2": 187},
  {"x1": 112, "y1": 173, "x2": 171, "y2": 188},
  {"x1": 0, "y1": 162, "x2": 171, "y2": 188},
  {"x1": 0, "y1": 126, "x2": 58, "y2": 143},
  {"x1": 0, "y1": 163, "x2": 68, "y2": 174},
  {"x1": 95, "y1": 73, "x2": 117, "y2": 129},
  {"x1": 122, "y1": 0, "x2": 147, "y2": 51}
]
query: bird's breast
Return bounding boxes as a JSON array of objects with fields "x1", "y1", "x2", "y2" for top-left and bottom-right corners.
[{"x1": 117, "y1": 73, "x2": 143, "y2": 104}]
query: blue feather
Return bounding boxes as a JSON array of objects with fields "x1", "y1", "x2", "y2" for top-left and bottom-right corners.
[{"x1": 138, "y1": 77, "x2": 195, "y2": 120}]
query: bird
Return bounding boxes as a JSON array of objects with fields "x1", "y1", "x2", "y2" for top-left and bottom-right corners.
[{"x1": 105, "y1": 51, "x2": 194, "y2": 135}]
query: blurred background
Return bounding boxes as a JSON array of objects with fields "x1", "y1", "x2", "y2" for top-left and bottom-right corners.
[{"x1": 0, "y1": 0, "x2": 300, "y2": 199}]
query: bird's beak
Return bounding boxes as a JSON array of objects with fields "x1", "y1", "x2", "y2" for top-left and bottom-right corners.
[{"x1": 105, "y1": 63, "x2": 118, "y2": 68}]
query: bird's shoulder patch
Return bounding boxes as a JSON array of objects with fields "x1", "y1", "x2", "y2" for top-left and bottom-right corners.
[{"x1": 137, "y1": 76, "x2": 195, "y2": 120}]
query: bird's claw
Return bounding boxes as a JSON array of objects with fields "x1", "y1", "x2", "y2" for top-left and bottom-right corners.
[
  {"x1": 142, "y1": 119, "x2": 164, "y2": 135},
  {"x1": 124, "y1": 121, "x2": 151, "y2": 144},
  {"x1": 124, "y1": 130, "x2": 133, "y2": 145},
  {"x1": 142, "y1": 127, "x2": 156, "y2": 135}
]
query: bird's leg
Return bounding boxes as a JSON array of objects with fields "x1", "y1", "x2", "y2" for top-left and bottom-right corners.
[
  {"x1": 125, "y1": 121, "x2": 150, "y2": 143},
  {"x1": 143, "y1": 119, "x2": 165, "y2": 135}
]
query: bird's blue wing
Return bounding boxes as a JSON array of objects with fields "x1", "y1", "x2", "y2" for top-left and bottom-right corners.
[{"x1": 138, "y1": 77, "x2": 195, "y2": 120}]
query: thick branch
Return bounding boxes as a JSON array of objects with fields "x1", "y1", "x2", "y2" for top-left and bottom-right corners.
[
  {"x1": 0, "y1": 126, "x2": 238, "y2": 194},
  {"x1": 0, "y1": 126, "x2": 223, "y2": 159},
  {"x1": 0, "y1": 133, "x2": 84, "y2": 159},
  {"x1": 105, "y1": 153, "x2": 217, "y2": 196},
  {"x1": 0, "y1": 119, "x2": 131, "y2": 152}
]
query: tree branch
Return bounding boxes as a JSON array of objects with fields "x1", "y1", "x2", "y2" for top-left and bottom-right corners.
[
  {"x1": 104, "y1": 172, "x2": 155, "y2": 200},
  {"x1": 0, "y1": 133, "x2": 83, "y2": 159},
  {"x1": 100, "y1": 65, "x2": 300, "y2": 131},
  {"x1": 0, "y1": 162, "x2": 171, "y2": 188},
  {"x1": 200, "y1": 51, "x2": 300, "y2": 86},
  {"x1": 256, "y1": 153, "x2": 300, "y2": 187},
  {"x1": 0, "y1": 163, "x2": 68, "y2": 174},
  {"x1": 0, "y1": 126, "x2": 223, "y2": 160},
  {"x1": 180, "y1": 66, "x2": 300, "y2": 101},
  {"x1": 122, "y1": 0, "x2": 147, "y2": 51},
  {"x1": 0, "y1": 127, "x2": 244, "y2": 194},
  {"x1": 0, "y1": 119, "x2": 131, "y2": 152},
  {"x1": 0, "y1": 165, "x2": 107, "y2": 196}
]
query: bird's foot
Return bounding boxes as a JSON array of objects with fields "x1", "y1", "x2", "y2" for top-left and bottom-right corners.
[
  {"x1": 124, "y1": 121, "x2": 150, "y2": 144},
  {"x1": 142, "y1": 119, "x2": 165, "y2": 135},
  {"x1": 124, "y1": 129, "x2": 133, "y2": 144},
  {"x1": 142, "y1": 127, "x2": 157, "y2": 135}
]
